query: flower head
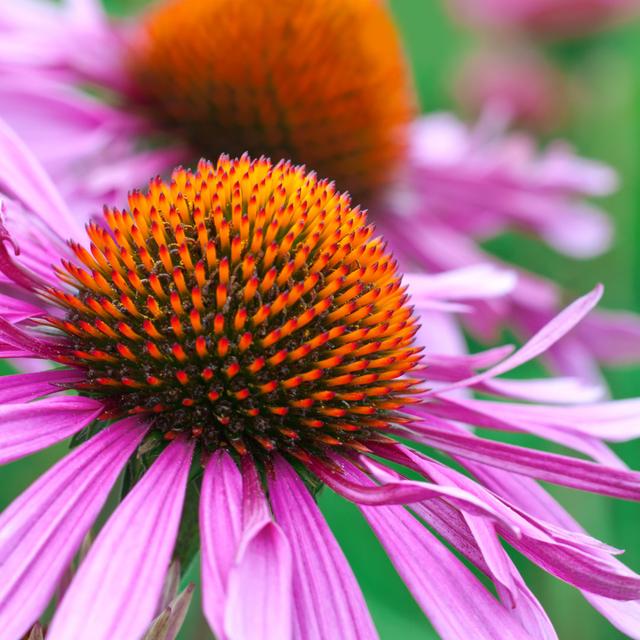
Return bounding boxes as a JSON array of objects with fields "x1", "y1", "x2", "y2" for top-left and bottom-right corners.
[
  {"x1": 2, "y1": 125, "x2": 640, "y2": 640},
  {"x1": 46, "y1": 155, "x2": 420, "y2": 457},
  {"x1": 129, "y1": 0, "x2": 415, "y2": 198}
]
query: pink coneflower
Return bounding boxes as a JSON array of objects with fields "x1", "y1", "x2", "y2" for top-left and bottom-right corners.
[
  {"x1": 1, "y1": 0, "x2": 638, "y2": 382},
  {"x1": 1, "y1": 122, "x2": 640, "y2": 639},
  {"x1": 445, "y1": 0, "x2": 640, "y2": 39}
]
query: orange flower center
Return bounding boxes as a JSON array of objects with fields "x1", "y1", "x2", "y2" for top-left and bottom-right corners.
[
  {"x1": 47, "y1": 156, "x2": 421, "y2": 458},
  {"x1": 129, "y1": 0, "x2": 416, "y2": 202}
]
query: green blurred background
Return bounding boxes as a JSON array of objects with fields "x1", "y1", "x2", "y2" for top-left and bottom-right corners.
[{"x1": 1, "y1": 0, "x2": 639, "y2": 638}]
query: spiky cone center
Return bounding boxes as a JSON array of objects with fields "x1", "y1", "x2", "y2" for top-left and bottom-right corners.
[
  {"x1": 129, "y1": 0, "x2": 416, "y2": 202},
  {"x1": 45, "y1": 155, "x2": 422, "y2": 459}
]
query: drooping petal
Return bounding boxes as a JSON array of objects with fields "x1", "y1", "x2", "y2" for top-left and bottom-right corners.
[
  {"x1": 200, "y1": 451, "x2": 243, "y2": 640},
  {"x1": 356, "y1": 484, "x2": 534, "y2": 638},
  {"x1": 0, "y1": 417, "x2": 147, "y2": 640},
  {"x1": 405, "y1": 412, "x2": 640, "y2": 500},
  {"x1": 470, "y1": 464, "x2": 640, "y2": 634},
  {"x1": 0, "y1": 396, "x2": 103, "y2": 464},
  {"x1": 412, "y1": 497, "x2": 557, "y2": 639},
  {"x1": 269, "y1": 456, "x2": 377, "y2": 640},
  {"x1": 48, "y1": 438, "x2": 194, "y2": 640},
  {"x1": 224, "y1": 458, "x2": 292, "y2": 640},
  {"x1": 310, "y1": 455, "x2": 515, "y2": 527},
  {"x1": 396, "y1": 445, "x2": 640, "y2": 601}
]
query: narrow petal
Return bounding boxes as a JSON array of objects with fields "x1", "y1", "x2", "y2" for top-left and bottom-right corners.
[
  {"x1": 408, "y1": 449, "x2": 640, "y2": 600},
  {"x1": 0, "y1": 293, "x2": 45, "y2": 323},
  {"x1": 471, "y1": 464, "x2": 640, "y2": 631},
  {"x1": 430, "y1": 284, "x2": 603, "y2": 395},
  {"x1": 48, "y1": 438, "x2": 194, "y2": 640},
  {"x1": 269, "y1": 456, "x2": 377, "y2": 640},
  {"x1": 0, "y1": 367, "x2": 82, "y2": 403},
  {"x1": 412, "y1": 498, "x2": 557, "y2": 639},
  {"x1": 224, "y1": 459, "x2": 292, "y2": 640},
  {"x1": 0, "y1": 315, "x2": 65, "y2": 359},
  {"x1": 200, "y1": 451, "x2": 243, "y2": 639},
  {"x1": 358, "y1": 490, "x2": 534, "y2": 638},
  {"x1": 0, "y1": 396, "x2": 103, "y2": 464},
  {"x1": 0, "y1": 417, "x2": 147, "y2": 640},
  {"x1": 311, "y1": 455, "x2": 514, "y2": 525},
  {"x1": 576, "y1": 309, "x2": 640, "y2": 365},
  {"x1": 405, "y1": 265, "x2": 516, "y2": 302},
  {"x1": 0, "y1": 116, "x2": 81, "y2": 241},
  {"x1": 434, "y1": 396, "x2": 640, "y2": 442},
  {"x1": 406, "y1": 413, "x2": 640, "y2": 500},
  {"x1": 480, "y1": 376, "x2": 604, "y2": 404}
]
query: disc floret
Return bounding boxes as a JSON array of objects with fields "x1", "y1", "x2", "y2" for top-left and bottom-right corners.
[{"x1": 47, "y1": 155, "x2": 421, "y2": 458}]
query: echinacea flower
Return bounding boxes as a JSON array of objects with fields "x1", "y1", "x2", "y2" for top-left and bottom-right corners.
[
  {"x1": 445, "y1": 0, "x2": 640, "y2": 39},
  {"x1": 2, "y1": 123, "x2": 640, "y2": 639},
  {"x1": 1, "y1": 0, "x2": 638, "y2": 382}
]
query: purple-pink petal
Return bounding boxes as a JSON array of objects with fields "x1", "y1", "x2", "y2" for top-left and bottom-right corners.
[
  {"x1": 200, "y1": 451, "x2": 243, "y2": 639},
  {"x1": 224, "y1": 459, "x2": 292, "y2": 640},
  {"x1": 406, "y1": 412, "x2": 640, "y2": 500},
  {"x1": 0, "y1": 115, "x2": 81, "y2": 241},
  {"x1": 430, "y1": 284, "x2": 604, "y2": 395},
  {"x1": 48, "y1": 437, "x2": 193, "y2": 640},
  {"x1": 311, "y1": 455, "x2": 514, "y2": 526},
  {"x1": 0, "y1": 396, "x2": 103, "y2": 464},
  {"x1": 269, "y1": 456, "x2": 377, "y2": 640},
  {"x1": 0, "y1": 417, "x2": 147, "y2": 640},
  {"x1": 471, "y1": 464, "x2": 640, "y2": 632},
  {"x1": 358, "y1": 490, "x2": 535, "y2": 638},
  {"x1": 0, "y1": 367, "x2": 82, "y2": 403}
]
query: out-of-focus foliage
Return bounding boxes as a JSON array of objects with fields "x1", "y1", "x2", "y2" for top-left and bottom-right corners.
[{"x1": 1, "y1": 0, "x2": 638, "y2": 638}]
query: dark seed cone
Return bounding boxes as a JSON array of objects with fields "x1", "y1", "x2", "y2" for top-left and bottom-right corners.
[{"x1": 46, "y1": 155, "x2": 422, "y2": 459}]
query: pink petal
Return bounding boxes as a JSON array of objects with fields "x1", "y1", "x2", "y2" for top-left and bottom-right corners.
[
  {"x1": 430, "y1": 284, "x2": 603, "y2": 395},
  {"x1": 269, "y1": 456, "x2": 377, "y2": 640},
  {"x1": 48, "y1": 438, "x2": 194, "y2": 640},
  {"x1": 446, "y1": 396, "x2": 640, "y2": 442},
  {"x1": 0, "y1": 367, "x2": 82, "y2": 403},
  {"x1": 0, "y1": 315, "x2": 65, "y2": 359},
  {"x1": 0, "y1": 396, "x2": 103, "y2": 464},
  {"x1": 0, "y1": 417, "x2": 147, "y2": 640},
  {"x1": 200, "y1": 451, "x2": 243, "y2": 640},
  {"x1": 224, "y1": 458, "x2": 292, "y2": 640},
  {"x1": 0, "y1": 116, "x2": 81, "y2": 241},
  {"x1": 353, "y1": 474, "x2": 535, "y2": 639},
  {"x1": 576, "y1": 309, "x2": 640, "y2": 365},
  {"x1": 472, "y1": 464, "x2": 640, "y2": 633},
  {"x1": 405, "y1": 448, "x2": 640, "y2": 600},
  {"x1": 427, "y1": 396, "x2": 625, "y2": 466},
  {"x1": 0, "y1": 292, "x2": 45, "y2": 323},
  {"x1": 412, "y1": 496, "x2": 557, "y2": 639},
  {"x1": 310, "y1": 455, "x2": 514, "y2": 525},
  {"x1": 405, "y1": 412, "x2": 640, "y2": 500},
  {"x1": 405, "y1": 265, "x2": 516, "y2": 302}
]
